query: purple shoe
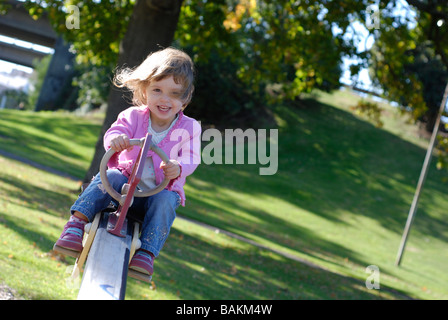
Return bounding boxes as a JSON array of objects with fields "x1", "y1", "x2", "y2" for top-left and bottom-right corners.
[
  {"x1": 129, "y1": 250, "x2": 154, "y2": 275},
  {"x1": 54, "y1": 219, "x2": 85, "y2": 254}
]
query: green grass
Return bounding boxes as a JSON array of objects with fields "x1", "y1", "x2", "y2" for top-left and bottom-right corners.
[
  {"x1": 0, "y1": 88, "x2": 447, "y2": 299},
  {"x1": 0, "y1": 110, "x2": 102, "y2": 179},
  {"x1": 179, "y1": 89, "x2": 448, "y2": 300},
  {"x1": 0, "y1": 156, "x2": 392, "y2": 300}
]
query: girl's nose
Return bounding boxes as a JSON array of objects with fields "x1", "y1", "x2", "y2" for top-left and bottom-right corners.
[{"x1": 160, "y1": 93, "x2": 170, "y2": 102}]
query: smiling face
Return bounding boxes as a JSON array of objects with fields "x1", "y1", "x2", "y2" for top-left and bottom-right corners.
[{"x1": 145, "y1": 76, "x2": 185, "y2": 130}]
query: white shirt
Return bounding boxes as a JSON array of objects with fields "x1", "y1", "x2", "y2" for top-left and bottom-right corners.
[{"x1": 138, "y1": 114, "x2": 178, "y2": 190}]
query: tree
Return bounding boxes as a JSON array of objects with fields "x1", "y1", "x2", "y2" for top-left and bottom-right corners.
[
  {"x1": 177, "y1": 0, "x2": 353, "y2": 101},
  {"x1": 23, "y1": 0, "x2": 183, "y2": 182},
  {"x1": 23, "y1": 0, "x2": 448, "y2": 177},
  {"x1": 25, "y1": 0, "x2": 357, "y2": 182},
  {"x1": 365, "y1": 0, "x2": 448, "y2": 169},
  {"x1": 84, "y1": 0, "x2": 184, "y2": 182},
  {"x1": 405, "y1": 0, "x2": 448, "y2": 68},
  {"x1": 366, "y1": 1, "x2": 448, "y2": 131}
]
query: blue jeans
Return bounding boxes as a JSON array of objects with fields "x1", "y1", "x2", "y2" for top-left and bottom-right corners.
[{"x1": 71, "y1": 169, "x2": 180, "y2": 257}]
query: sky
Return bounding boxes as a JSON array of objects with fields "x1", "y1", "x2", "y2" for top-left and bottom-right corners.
[{"x1": 338, "y1": 20, "x2": 375, "y2": 90}]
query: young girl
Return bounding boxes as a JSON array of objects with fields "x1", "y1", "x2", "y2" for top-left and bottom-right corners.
[{"x1": 54, "y1": 47, "x2": 201, "y2": 276}]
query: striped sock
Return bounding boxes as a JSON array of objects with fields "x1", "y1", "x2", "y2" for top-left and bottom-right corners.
[{"x1": 70, "y1": 215, "x2": 88, "y2": 224}]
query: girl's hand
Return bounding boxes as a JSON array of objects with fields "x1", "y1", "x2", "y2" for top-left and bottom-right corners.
[
  {"x1": 160, "y1": 160, "x2": 181, "y2": 180},
  {"x1": 110, "y1": 134, "x2": 133, "y2": 153}
]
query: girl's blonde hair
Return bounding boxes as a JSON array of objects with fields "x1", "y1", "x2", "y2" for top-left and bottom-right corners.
[{"x1": 113, "y1": 47, "x2": 195, "y2": 108}]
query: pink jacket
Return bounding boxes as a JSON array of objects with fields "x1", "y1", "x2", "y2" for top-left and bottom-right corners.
[{"x1": 104, "y1": 106, "x2": 201, "y2": 206}]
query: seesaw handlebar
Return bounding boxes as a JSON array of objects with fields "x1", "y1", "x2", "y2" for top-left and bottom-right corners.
[{"x1": 99, "y1": 136, "x2": 170, "y2": 205}]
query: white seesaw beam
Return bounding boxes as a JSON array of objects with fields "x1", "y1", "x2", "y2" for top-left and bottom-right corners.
[{"x1": 77, "y1": 221, "x2": 132, "y2": 300}]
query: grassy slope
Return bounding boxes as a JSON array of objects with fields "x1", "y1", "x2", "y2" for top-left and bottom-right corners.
[
  {"x1": 0, "y1": 89, "x2": 447, "y2": 299},
  {"x1": 0, "y1": 110, "x2": 102, "y2": 179},
  {"x1": 180, "y1": 89, "x2": 448, "y2": 299},
  {"x1": 0, "y1": 156, "x2": 391, "y2": 300}
]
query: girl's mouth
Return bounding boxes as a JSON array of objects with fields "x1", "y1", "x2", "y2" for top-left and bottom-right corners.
[{"x1": 158, "y1": 105, "x2": 171, "y2": 112}]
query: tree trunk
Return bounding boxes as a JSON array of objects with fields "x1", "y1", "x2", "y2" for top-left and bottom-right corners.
[{"x1": 83, "y1": 0, "x2": 183, "y2": 183}]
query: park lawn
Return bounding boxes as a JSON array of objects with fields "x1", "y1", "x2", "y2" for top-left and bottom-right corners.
[
  {"x1": 181, "y1": 89, "x2": 448, "y2": 299},
  {"x1": 0, "y1": 155, "x2": 392, "y2": 300},
  {"x1": 0, "y1": 88, "x2": 447, "y2": 299},
  {"x1": 0, "y1": 110, "x2": 102, "y2": 179}
]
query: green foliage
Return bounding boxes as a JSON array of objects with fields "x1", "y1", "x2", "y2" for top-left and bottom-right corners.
[
  {"x1": 183, "y1": 47, "x2": 267, "y2": 128},
  {"x1": 27, "y1": 55, "x2": 52, "y2": 109},
  {"x1": 405, "y1": 45, "x2": 448, "y2": 131},
  {"x1": 350, "y1": 99, "x2": 384, "y2": 128},
  {"x1": 20, "y1": 0, "x2": 448, "y2": 162},
  {"x1": 369, "y1": 20, "x2": 424, "y2": 115},
  {"x1": 367, "y1": 1, "x2": 448, "y2": 127},
  {"x1": 23, "y1": 0, "x2": 134, "y2": 112},
  {"x1": 366, "y1": 1, "x2": 448, "y2": 170},
  {"x1": 24, "y1": 0, "x2": 353, "y2": 116},
  {"x1": 72, "y1": 64, "x2": 111, "y2": 112},
  {"x1": 24, "y1": 0, "x2": 135, "y2": 68},
  {"x1": 177, "y1": 0, "x2": 345, "y2": 103}
]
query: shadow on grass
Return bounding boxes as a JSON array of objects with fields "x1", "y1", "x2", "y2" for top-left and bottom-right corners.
[
  {"x1": 0, "y1": 169, "x2": 76, "y2": 219},
  {"x1": 178, "y1": 97, "x2": 448, "y2": 280},
  {"x1": 127, "y1": 226, "x2": 413, "y2": 300},
  {"x1": 0, "y1": 210, "x2": 59, "y2": 255},
  {"x1": 0, "y1": 156, "x2": 414, "y2": 300},
  {"x1": 270, "y1": 98, "x2": 447, "y2": 236},
  {"x1": 0, "y1": 110, "x2": 101, "y2": 179},
  {"x1": 0, "y1": 102, "x2": 445, "y2": 299}
]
